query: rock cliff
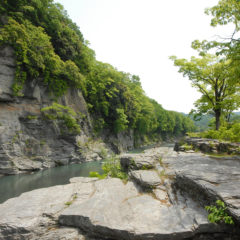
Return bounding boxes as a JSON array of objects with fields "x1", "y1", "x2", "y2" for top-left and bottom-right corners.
[{"x1": 0, "y1": 46, "x2": 135, "y2": 176}]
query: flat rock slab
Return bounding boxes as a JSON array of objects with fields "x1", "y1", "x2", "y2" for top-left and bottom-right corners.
[
  {"x1": 129, "y1": 170, "x2": 162, "y2": 188},
  {"x1": 119, "y1": 147, "x2": 167, "y2": 171},
  {"x1": 59, "y1": 178, "x2": 223, "y2": 240},
  {"x1": 163, "y1": 149, "x2": 240, "y2": 223},
  {"x1": 1, "y1": 147, "x2": 239, "y2": 240},
  {"x1": 0, "y1": 177, "x2": 98, "y2": 240}
]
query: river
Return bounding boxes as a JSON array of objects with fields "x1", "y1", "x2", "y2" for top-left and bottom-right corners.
[
  {"x1": 0, "y1": 143, "x2": 173, "y2": 204},
  {"x1": 0, "y1": 161, "x2": 103, "y2": 204}
]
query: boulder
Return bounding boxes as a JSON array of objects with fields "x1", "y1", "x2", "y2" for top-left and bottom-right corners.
[{"x1": 120, "y1": 153, "x2": 159, "y2": 171}]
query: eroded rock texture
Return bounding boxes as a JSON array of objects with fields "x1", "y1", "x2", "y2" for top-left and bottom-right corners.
[
  {"x1": 0, "y1": 46, "x2": 134, "y2": 176},
  {"x1": 0, "y1": 146, "x2": 239, "y2": 240}
]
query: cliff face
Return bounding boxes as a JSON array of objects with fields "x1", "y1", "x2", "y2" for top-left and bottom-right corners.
[{"x1": 0, "y1": 46, "x2": 135, "y2": 175}]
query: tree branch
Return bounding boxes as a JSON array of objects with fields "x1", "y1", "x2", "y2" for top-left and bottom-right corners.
[{"x1": 195, "y1": 83, "x2": 215, "y2": 106}]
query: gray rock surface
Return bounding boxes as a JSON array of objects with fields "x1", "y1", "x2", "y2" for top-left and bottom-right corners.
[
  {"x1": 175, "y1": 137, "x2": 240, "y2": 155},
  {"x1": 0, "y1": 46, "x2": 15, "y2": 102},
  {"x1": 59, "y1": 178, "x2": 220, "y2": 240},
  {"x1": 0, "y1": 46, "x2": 105, "y2": 175},
  {"x1": 0, "y1": 146, "x2": 239, "y2": 240},
  {"x1": 163, "y1": 148, "x2": 240, "y2": 224},
  {"x1": 0, "y1": 61, "x2": 97, "y2": 175},
  {"x1": 129, "y1": 170, "x2": 162, "y2": 188},
  {"x1": 120, "y1": 148, "x2": 163, "y2": 171},
  {"x1": 0, "y1": 177, "x2": 99, "y2": 239}
]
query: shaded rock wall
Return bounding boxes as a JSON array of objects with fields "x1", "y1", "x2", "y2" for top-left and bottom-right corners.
[
  {"x1": 0, "y1": 46, "x2": 136, "y2": 175},
  {"x1": 0, "y1": 48, "x2": 90, "y2": 175}
]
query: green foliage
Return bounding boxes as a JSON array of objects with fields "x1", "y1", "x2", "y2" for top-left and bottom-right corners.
[
  {"x1": 189, "y1": 122, "x2": 240, "y2": 142},
  {"x1": 205, "y1": 200, "x2": 234, "y2": 224},
  {"x1": 0, "y1": 0, "x2": 195, "y2": 140},
  {"x1": 114, "y1": 108, "x2": 129, "y2": 133},
  {"x1": 89, "y1": 171, "x2": 106, "y2": 179},
  {"x1": 102, "y1": 155, "x2": 128, "y2": 180},
  {"x1": 89, "y1": 155, "x2": 128, "y2": 181},
  {"x1": 141, "y1": 165, "x2": 153, "y2": 170},
  {"x1": 64, "y1": 201, "x2": 73, "y2": 206},
  {"x1": 170, "y1": 0, "x2": 240, "y2": 131},
  {"x1": 40, "y1": 140, "x2": 46, "y2": 146},
  {"x1": 0, "y1": 3, "x2": 86, "y2": 97},
  {"x1": 64, "y1": 194, "x2": 77, "y2": 206},
  {"x1": 99, "y1": 147, "x2": 108, "y2": 159},
  {"x1": 26, "y1": 115, "x2": 38, "y2": 120},
  {"x1": 41, "y1": 103, "x2": 81, "y2": 134},
  {"x1": 182, "y1": 143, "x2": 193, "y2": 151},
  {"x1": 170, "y1": 54, "x2": 239, "y2": 131}
]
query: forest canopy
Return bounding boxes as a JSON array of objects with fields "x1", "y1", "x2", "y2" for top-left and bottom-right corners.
[{"x1": 0, "y1": 0, "x2": 195, "y2": 141}]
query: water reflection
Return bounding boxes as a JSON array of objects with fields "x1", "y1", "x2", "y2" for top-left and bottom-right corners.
[{"x1": 0, "y1": 161, "x2": 103, "y2": 204}]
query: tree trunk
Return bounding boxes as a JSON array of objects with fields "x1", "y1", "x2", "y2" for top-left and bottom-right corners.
[
  {"x1": 226, "y1": 113, "x2": 231, "y2": 123},
  {"x1": 215, "y1": 110, "x2": 221, "y2": 130}
]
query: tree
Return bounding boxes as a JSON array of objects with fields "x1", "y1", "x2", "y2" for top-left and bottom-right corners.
[{"x1": 170, "y1": 54, "x2": 239, "y2": 130}]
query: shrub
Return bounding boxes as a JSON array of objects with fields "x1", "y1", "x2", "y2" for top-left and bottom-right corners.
[
  {"x1": 41, "y1": 103, "x2": 81, "y2": 134},
  {"x1": 26, "y1": 115, "x2": 38, "y2": 120},
  {"x1": 182, "y1": 143, "x2": 193, "y2": 151},
  {"x1": 102, "y1": 155, "x2": 128, "y2": 180},
  {"x1": 205, "y1": 200, "x2": 234, "y2": 225},
  {"x1": 89, "y1": 171, "x2": 106, "y2": 179},
  {"x1": 89, "y1": 155, "x2": 128, "y2": 181},
  {"x1": 187, "y1": 122, "x2": 240, "y2": 143}
]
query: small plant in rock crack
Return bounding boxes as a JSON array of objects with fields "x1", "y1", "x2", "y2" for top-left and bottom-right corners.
[{"x1": 205, "y1": 200, "x2": 234, "y2": 225}]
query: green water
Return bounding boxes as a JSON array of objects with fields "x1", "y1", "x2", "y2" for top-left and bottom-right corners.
[{"x1": 0, "y1": 161, "x2": 103, "y2": 204}]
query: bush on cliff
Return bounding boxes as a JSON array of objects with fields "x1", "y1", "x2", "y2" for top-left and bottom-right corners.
[{"x1": 41, "y1": 103, "x2": 81, "y2": 134}]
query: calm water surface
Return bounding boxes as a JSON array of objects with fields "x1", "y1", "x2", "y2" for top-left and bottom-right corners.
[
  {"x1": 0, "y1": 161, "x2": 103, "y2": 204},
  {"x1": 0, "y1": 143, "x2": 174, "y2": 204}
]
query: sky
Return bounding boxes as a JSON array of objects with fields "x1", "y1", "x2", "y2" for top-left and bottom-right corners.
[{"x1": 56, "y1": 0, "x2": 234, "y2": 113}]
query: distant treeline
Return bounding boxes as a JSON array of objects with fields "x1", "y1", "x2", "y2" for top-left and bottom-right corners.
[{"x1": 0, "y1": 0, "x2": 195, "y2": 141}]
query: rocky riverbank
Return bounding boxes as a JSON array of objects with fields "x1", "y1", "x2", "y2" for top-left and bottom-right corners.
[
  {"x1": 0, "y1": 146, "x2": 239, "y2": 240},
  {"x1": 175, "y1": 137, "x2": 240, "y2": 155}
]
